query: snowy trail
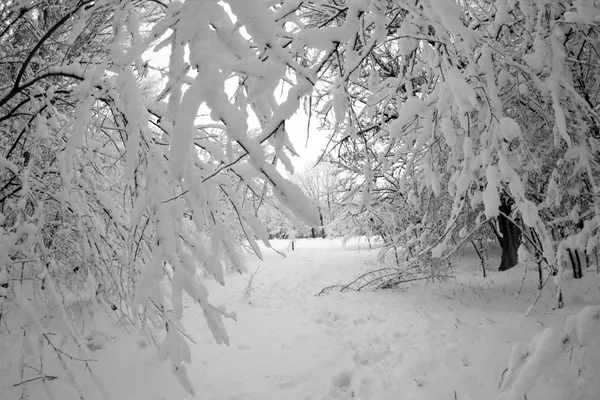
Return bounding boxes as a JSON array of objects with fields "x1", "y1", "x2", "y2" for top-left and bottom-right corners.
[
  {"x1": 95, "y1": 239, "x2": 377, "y2": 400},
  {"x1": 5, "y1": 239, "x2": 597, "y2": 400},
  {"x1": 168, "y1": 239, "x2": 543, "y2": 400}
]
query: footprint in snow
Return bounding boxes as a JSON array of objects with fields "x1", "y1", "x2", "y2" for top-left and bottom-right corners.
[
  {"x1": 352, "y1": 347, "x2": 389, "y2": 366},
  {"x1": 277, "y1": 379, "x2": 298, "y2": 390},
  {"x1": 315, "y1": 311, "x2": 348, "y2": 327},
  {"x1": 329, "y1": 371, "x2": 355, "y2": 399}
]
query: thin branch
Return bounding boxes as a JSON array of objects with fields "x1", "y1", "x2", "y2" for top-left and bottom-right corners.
[
  {"x1": 12, "y1": 0, "x2": 94, "y2": 91},
  {"x1": 0, "y1": 71, "x2": 85, "y2": 110},
  {"x1": 13, "y1": 375, "x2": 57, "y2": 387}
]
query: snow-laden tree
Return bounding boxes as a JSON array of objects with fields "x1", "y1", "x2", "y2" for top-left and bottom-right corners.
[
  {"x1": 256, "y1": 189, "x2": 311, "y2": 239},
  {"x1": 0, "y1": 0, "x2": 321, "y2": 396},
  {"x1": 299, "y1": 0, "x2": 600, "y2": 286},
  {"x1": 290, "y1": 161, "x2": 339, "y2": 237}
]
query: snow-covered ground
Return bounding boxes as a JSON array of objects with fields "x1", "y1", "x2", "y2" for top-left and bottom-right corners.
[{"x1": 1, "y1": 238, "x2": 599, "y2": 399}]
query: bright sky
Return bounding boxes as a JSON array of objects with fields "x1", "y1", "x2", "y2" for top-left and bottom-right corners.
[
  {"x1": 282, "y1": 109, "x2": 330, "y2": 170},
  {"x1": 144, "y1": 39, "x2": 329, "y2": 175}
]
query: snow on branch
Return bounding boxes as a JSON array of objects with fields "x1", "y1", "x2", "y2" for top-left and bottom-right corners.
[{"x1": 499, "y1": 305, "x2": 600, "y2": 400}]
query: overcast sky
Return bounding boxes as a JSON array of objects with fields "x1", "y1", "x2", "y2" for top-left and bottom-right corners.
[{"x1": 145, "y1": 43, "x2": 329, "y2": 175}]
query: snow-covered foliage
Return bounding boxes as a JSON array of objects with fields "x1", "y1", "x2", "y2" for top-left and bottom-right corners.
[
  {"x1": 0, "y1": 0, "x2": 320, "y2": 396},
  {"x1": 1, "y1": 0, "x2": 600, "y2": 397},
  {"x1": 500, "y1": 305, "x2": 600, "y2": 400},
  {"x1": 302, "y1": 0, "x2": 600, "y2": 291},
  {"x1": 290, "y1": 162, "x2": 339, "y2": 236}
]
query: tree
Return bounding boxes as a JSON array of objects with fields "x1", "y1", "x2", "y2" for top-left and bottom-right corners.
[
  {"x1": 299, "y1": 0, "x2": 600, "y2": 285},
  {"x1": 291, "y1": 161, "x2": 338, "y2": 237},
  {"x1": 257, "y1": 195, "x2": 307, "y2": 239},
  {"x1": 1, "y1": 1, "x2": 320, "y2": 396},
  {"x1": 496, "y1": 195, "x2": 522, "y2": 271}
]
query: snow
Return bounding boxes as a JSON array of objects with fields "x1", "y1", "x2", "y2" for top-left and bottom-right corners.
[
  {"x1": 332, "y1": 82, "x2": 348, "y2": 126},
  {"x1": 170, "y1": 74, "x2": 206, "y2": 181},
  {"x1": 483, "y1": 165, "x2": 501, "y2": 218},
  {"x1": 499, "y1": 117, "x2": 522, "y2": 142},
  {"x1": 297, "y1": 26, "x2": 354, "y2": 51},
  {"x1": 2, "y1": 239, "x2": 599, "y2": 400},
  {"x1": 389, "y1": 96, "x2": 425, "y2": 139},
  {"x1": 446, "y1": 68, "x2": 479, "y2": 114},
  {"x1": 564, "y1": 0, "x2": 600, "y2": 24}
]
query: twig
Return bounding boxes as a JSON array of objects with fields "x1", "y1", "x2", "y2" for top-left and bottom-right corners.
[
  {"x1": 149, "y1": 300, "x2": 198, "y2": 345},
  {"x1": 524, "y1": 272, "x2": 554, "y2": 317},
  {"x1": 516, "y1": 264, "x2": 527, "y2": 299},
  {"x1": 471, "y1": 240, "x2": 486, "y2": 277},
  {"x1": 43, "y1": 333, "x2": 96, "y2": 363},
  {"x1": 499, "y1": 367, "x2": 508, "y2": 388},
  {"x1": 0, "y1": 310, "x2": 11, "y2": 334},
  {"x1": 243, "y1": 266, "x2": 264, "y2": 300},
  {"x1": 13, "y1": 375, "x2": 57, "y2": 387}
]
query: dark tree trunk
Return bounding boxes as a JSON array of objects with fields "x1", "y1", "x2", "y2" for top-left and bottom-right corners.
[
  {"x1": 575, "y1": 250, "x2": 583, "y2": 278},
  {"x1": 569, "y1": 249, "x2": 583, "y2": 279},
  {"x1": 572, "y1": 219, "x2": 585, "y2": 279},
  {"x1": 318, "y1": 208, "x2": 324, "y2": 238},
  {"x1": 311, "y1": 227, "x2": 316, "y2": 238},
  {"x1": 498, "y1": 198, "x2": 521, "y2": 271},
  {"x1": 537, "y1": 262, "x2": 543, "y2": 290}
]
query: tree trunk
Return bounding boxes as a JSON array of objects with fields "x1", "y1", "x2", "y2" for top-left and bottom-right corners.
[
  {"x1": 537, "y1": 262, "x2": 543, "y2": 290},
  {"x1": 498, "y1": 199, "x2": 521, "y2": 271},
  {"x1": 569, "y1": 249, "x2": 583, "y2": 279},
  {"x1": 318, "y1": 208, "x2": 324, "y2": 238}
]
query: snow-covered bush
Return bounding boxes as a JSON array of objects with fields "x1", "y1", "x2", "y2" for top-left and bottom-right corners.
[
  {"x1": 1, "y1": 0, "x2": 320, "y2": 396},
  {"x1": 499, "y1": 305, "x2": 600, "y2": 400}
]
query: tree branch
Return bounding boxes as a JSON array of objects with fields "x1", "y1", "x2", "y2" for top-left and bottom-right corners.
[{"x1": 12, "y1": 0, "x2": 94, "y2": 91}]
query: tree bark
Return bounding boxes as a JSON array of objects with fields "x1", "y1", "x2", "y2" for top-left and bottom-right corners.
[
  {"x1": 318, "y1": 208, "x2": 324, "y2": 238},
  {"x1": 498, "y1": 198, "x2": 521, "y2": 271},
  {"x1": 569, "y1": 249, "x2": 583, "y2": 279}
]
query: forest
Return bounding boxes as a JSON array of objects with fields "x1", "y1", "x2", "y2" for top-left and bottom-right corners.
[{"x1": 1, "y1": 0, "x2": 599, "y2": 399}]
